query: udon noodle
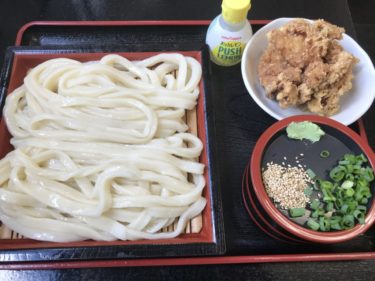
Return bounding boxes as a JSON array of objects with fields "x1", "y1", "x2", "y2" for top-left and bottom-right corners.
[{"x1": 0, "y1": 53, "x2": 206, "y2": 242}]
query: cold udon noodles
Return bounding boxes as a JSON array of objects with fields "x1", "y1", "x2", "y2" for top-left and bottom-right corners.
[{"x1": 0, "y1": 54, "x2": 206, "y2": 242}]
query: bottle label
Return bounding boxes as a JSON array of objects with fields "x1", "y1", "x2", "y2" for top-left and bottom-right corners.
[{"x1": 212, "y1": 41, "x2": 245, "y2": 66}]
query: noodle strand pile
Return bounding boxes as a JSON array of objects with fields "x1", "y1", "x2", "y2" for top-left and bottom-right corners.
[{"x1": 0, "y1": 54, "x2": 206, "y2": 242}]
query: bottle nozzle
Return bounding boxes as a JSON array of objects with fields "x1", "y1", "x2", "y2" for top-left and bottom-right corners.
[{"x1": 222, "y1": 0, "x2": 251, "y2": 24}]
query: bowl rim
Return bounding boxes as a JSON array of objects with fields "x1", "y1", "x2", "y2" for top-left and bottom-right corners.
[
  {"x1": 241, "y1": 164, "x2": 294, "y2": 243},
  {"x1": 250, "y1": 115, "x2": 375, "y2": 243},
  {"x1": 242, "y1": 163, "x2": 306, "y2": 244},
  {"x1": 241, "y1": 17, "x2": 375, "y2": 126}
]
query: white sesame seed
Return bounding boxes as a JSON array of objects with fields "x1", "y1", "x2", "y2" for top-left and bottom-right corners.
[{"x1": 262, "y1": 163, "x2": 312, "y2": 209}]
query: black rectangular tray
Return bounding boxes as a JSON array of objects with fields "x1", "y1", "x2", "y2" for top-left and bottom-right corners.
[
  {"x1": 0, "y1": 21, "x2": 374, "y2": 267},
  {"x1": 0, "y1": 45, "x2": 227, "y2": 261}
]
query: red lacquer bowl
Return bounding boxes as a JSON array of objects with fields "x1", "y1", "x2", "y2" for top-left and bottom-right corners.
[{"x1": 251, "y1": 115, "x2": 375, "y2": 243}]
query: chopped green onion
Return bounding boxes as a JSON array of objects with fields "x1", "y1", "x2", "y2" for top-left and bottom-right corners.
[
  {"x1": 319, "y1": 216, "x2": 330, "y2": 231},
  {"x1": 357, "y1": 205, "x2": 367, "y2": 211},
  {"x1": 345, "y1": 174, "x2": 354, "y2": 181},
  {"x1": 341, "y1": 215, "x2": 355, "y2": 229},
  {"x1": 347, "y1": 201, "x2": 358, "y2": 212},
  {"x1": 307, "y1": 219, "x2": 320, "y2": 231},
  {"x1": 311, "y1": 208, "x2": 325, "y2": 218},
  {"x1": 289, "y1": 208, "x2": 306, "y2": 218},
  {"x1": 364, "y1": 167, "x2": 374, "y2": 181},
  {"x1": 311, "y1": 210, "x2": 319, "y2": 218},
  {"x1": 329, "y1": 166, "x2": 346, "y2": 182},
  {"x1": 310, "y1": 199, "x2": 320, "y2": 210},
  {"x1": 344, "y1": 154, "x2": 356, "y2": 163},
  {"x1": 320, "y1": 150, "x2": 330, "y2": 158},
  {"x1": 345, "y1": 188, "x2": 355, "y2": 197},
  {"x1": 326, "y1": 202, "x2": 334, "y2": 212},
  {"x1": 306, "y1": 169, "x2": 316, "y2": 179},
  {"x1": 331, "y1": 222, "x2": 342, "y2": 230},
  {"x1": 320, "y1": 180, "x2": 334, "y2": 190},
  {"x1": 353, "y1": 210, "x2": 365, "y2": 224},
  {"x1": 322, "y1": 188, "x2": 336, "y2": 202},
  {"x1": 304, "y1": 153, "x2": 373, "y2": 232},
  {"x1": 356, "y1": 154, "x2": 367, "y2": 162},
  {"x1": 341, "y1": 180, "x2": 354, "y2": 189},
  {"x1": 304, "y1": 186, "x2": 313, "y2": 197},
  {"x1": 340, "y1": 204, "x2": 349, "y2": 214}
]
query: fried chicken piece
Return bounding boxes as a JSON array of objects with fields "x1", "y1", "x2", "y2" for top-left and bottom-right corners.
[
  {"x1": 258, "y1": 19, "x2": 358, "y2": 116},
  {"x1": 275, "y1": 81, "x2": 299, "y2": 108}
]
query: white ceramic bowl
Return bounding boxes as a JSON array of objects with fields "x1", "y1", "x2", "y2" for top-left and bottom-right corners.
[{"x1": 241, "y1": 18, "x2": 375, "y2": 125}]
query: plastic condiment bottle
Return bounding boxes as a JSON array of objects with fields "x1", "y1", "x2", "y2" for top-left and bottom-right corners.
[{"x1": 206, "y1": 0, "x2": 252, "y2": 66}]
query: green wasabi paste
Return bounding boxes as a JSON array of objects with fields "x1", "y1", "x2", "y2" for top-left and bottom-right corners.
[{"x1": 286, "y1": 121, "x2": 325, "y2": 143}]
